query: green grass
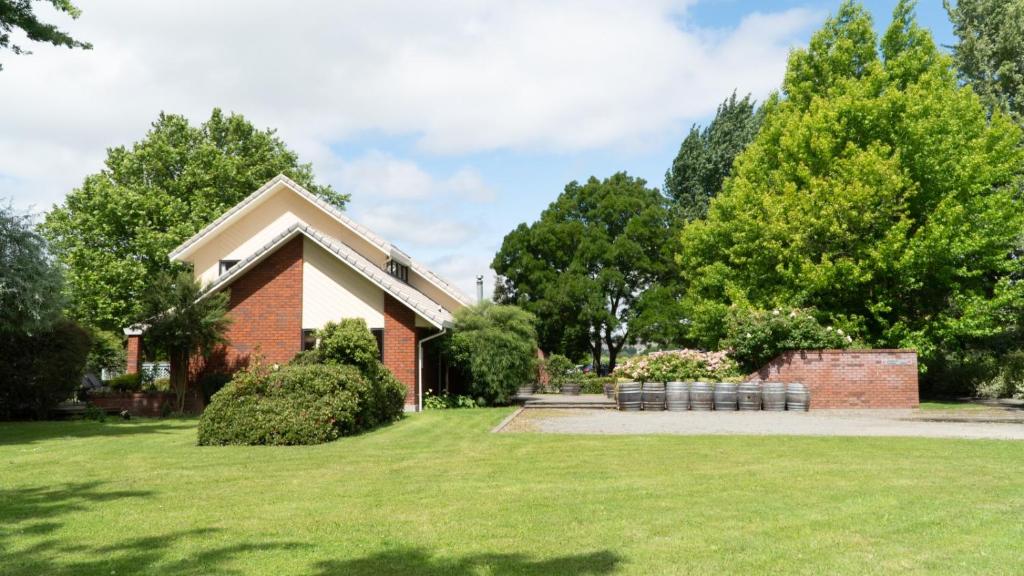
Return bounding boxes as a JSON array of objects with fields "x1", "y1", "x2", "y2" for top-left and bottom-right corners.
[
  {"x1": 919, "y1": 401, "x2": 991, "y2": 411},
  {"x1": 1, "y1": 410, "x2": 1023, "y2": 575}
]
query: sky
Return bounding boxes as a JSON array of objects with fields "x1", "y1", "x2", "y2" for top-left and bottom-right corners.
[{"x1": 0, "y1": 0, "x2": 956, "y2": 298}]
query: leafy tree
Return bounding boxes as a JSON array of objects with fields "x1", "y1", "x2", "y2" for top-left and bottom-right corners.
[
  {"x1": 42, "y1": 109, "x2": 346, "y2": 331},
  {"x1": 664, "y1": 91, "x2": 764, "y2": 221},
  {"x1": 0, "y1": 203, "x2": 63, "y2": 334},
  {"x1": 0, "y1": 319, "x2": 91, "y2": 419},
  {"x1": 493, "y1": 173, "x2": 675, "y2": 372},
  {"x1": 678, "y1": 1, "x2": 1024, "y2": 382},
  {"x1": 140, "y1": 271, "x2": 231, "y2": 413},
  {"x1": 0, "y1": 0, "x2": 91, "y2": 70},
  {"x1": 447, "y1": 302, "x2": 538, "y2": 405},
  {"x1": 945, "y1": 0, "x2": 1024, "y2": 121}
]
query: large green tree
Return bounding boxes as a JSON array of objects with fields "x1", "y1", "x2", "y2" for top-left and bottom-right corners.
[
  {"x1": 678, "y1": 1, "x2": 1024, "y2": 377},
  {"x1": 447, "y1": 302, "x2": 538, "y2": 405},
  {"x1": 493, "y1": 172, "x2": 675, "y2": 371},
  {"x1": 664, "y1": 91, "x2": 764, "y2": 221},
  {"x1": 0, "y1": 204, "x2": 63, "y2": 334},
  {"x1": 42, "y1": 109, "x2": 346, "y2": 330},
  {"x1": 945, "y1": 0, "x2": 1024, "y2": 121},
  {"x1": 0, "y1": 0, "x2": 91, "y2": 70}
]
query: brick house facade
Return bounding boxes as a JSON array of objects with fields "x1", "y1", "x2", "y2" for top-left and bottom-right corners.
[{"x1": 131, "y1": 175, "x2": 472, "y2": 411}]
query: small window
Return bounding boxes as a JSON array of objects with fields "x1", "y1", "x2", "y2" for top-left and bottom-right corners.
[
  {"x1": 219, "y1": 260, "x2": 240, "y2": 276},
  {"x1": 371, "y1": 328, "x2": 384, "y2": 361},
  {"x1": 302, "y1": 329, "x2": 318, "y2": 351},
  {"x1": 386, "y1": 260, "x2": 409, "y2": 282}
]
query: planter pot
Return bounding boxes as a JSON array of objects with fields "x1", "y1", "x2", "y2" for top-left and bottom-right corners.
[
  {"x1": 642, "y1": 382, "x2": 666, "y2": 411},
  {"x1": 517, "y1": 384, "x2": 536, "y2": 397},
  {"x1": 603, "y1": 382, "x2": 616, "y2": 399},
  {"x1": 689, "y1": 382, "x2": 713, "y2": 411},
  {"x1": 616, "y1": 382, "x2": 642, "y2": 411},
  {"x1": 560, "y1": 382, "x2": 581, "y2": 395},
  {"x1": 738, "y1": 382, "x2": 762, "y2": 411},
  {"x1": 665, "y1": 381, "x2": 690, "y2": 411},
  {"x1": 713, "y1": 382, "x2": 738, "y2": 411},
  {"x1": 786, "y1": 382, "x2": 809, "y2": 411},
  {"x1": 761, "y1": 382, "x2": 786, "y2": 411}
]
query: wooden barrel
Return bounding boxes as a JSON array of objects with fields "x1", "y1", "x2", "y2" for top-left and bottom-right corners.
[
  {"x1": 761, "y1": 382, "x2": 786, "y2": 411},
  {"x1": 665, "y1": 381, "x2": 690, "y2": 411},
  {"x1": 786, "y1": 383, "x2": 809, "y2": 411},
  {"x1": 517, "y1": 384, "x2": 535, "y2": 397},
  {"x1": 737, "y1": 382, "x2": 762, "y2": 411},
  {"x1": 603, "y1": 381, "x2": 616, "y2": 399},
  {"x1": 713, "y1": 382, "x2": 738, "y2": 411},
  {"x1": 560, "y1": 381, "x2": 581, "y2": 395},
  {"x1": 617, "y1": 382, "x2": 642, "y2": 411},
  {"x1": 642, "y1": 382, "x2": 666, "y2": 411},
  {"x1": 690, "y1": 382, "x2": 713, "y2": 411}
]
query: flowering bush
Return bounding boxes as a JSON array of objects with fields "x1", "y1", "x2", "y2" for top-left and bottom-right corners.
[
  {"x1": 724, "y1": 306, "x2": 854, "y2": 372},
  {"x1": 614, "y1": 349, "x2": 739, "y2": 382}
]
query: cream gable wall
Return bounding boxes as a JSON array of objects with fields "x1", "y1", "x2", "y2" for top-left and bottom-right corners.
[
  {"x1": 189, "y1": 183, "x2": 387, "y2": 286},
  {"x1": 302, "y1": 237, "x2": 385, "y2": 329}
]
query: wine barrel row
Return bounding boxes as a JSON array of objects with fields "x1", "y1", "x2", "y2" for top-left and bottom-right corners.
[{"x1": 615, "y1": 382, "x2": 809, "y2": 411}]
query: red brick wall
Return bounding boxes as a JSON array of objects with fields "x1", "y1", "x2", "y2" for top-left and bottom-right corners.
[
  {"x1": 126, "y1": 335, "x2": 142, "y2": 374},
  {"x1": 384, "y1": 295, "x2": 418, "y2": 407},
  {"x1": 748, "y1": 349, "x2": 919, "y2": 409},
  {"x1": 219, "y1": 236, "x2": 304, "y2": 367}
]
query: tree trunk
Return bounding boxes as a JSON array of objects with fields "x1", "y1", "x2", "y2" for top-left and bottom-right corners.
[
  {"x1": 171, "y1": 348, "x2": 190, "y2": 414},
  {"x1": 591, "y1": 334, "x2": 602, "y2": 376}
]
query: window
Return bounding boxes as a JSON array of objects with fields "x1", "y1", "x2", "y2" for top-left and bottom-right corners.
[
  {"x1": 219, "y1": 259, "x2": 240, "y2": 276},
  {"x1": 302, "y1": 329, "x2": 318, "y2": 351},
  {"x1": 371, "y1": 328, "x2": 384, "y2": 361},
  {"x1": 386, "y1": 259, "x2": 409, "y2": 282}
]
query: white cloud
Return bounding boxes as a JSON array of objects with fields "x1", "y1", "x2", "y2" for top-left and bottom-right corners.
[
  {"x1": 354, "y1": 202, "x2": 477, "y2": 248},
  {"x1": 0, "y1": 0, "x2": 822, "y2": 209}
]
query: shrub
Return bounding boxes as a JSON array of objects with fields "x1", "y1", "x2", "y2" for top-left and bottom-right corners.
[
  {"x1": 580, "y1": 374, "x2": 615, "y2": 394},
  {"x1": 614, "y1": 350, "x2": 740, "y2": 382},
  {"x1": 317, "y1": 319, "x2": 380, "y2": 372},
  {"x1": 423, "y1": 390, "x2": 478, "y2": 410},
  {"x1": 0, "y1": 319, "x2": 92, "y2": 419},
  {"x1": 543, "y1": 354, "x2": 576, "y2": 392},
  {"x1": 150, "y1": 377, "x2": 172, "y2": 392},
  {"x1": 107, "y1": 372, "x2": 142, "y2": 392},
  {"x1": 976, "y1": 350, "x2": 1024, "y2": 399},
  {"x1": 85, "y1": 328, "x2": 125, "y2": 375},
  {"x1": 83, "y1": 404, "x2": 107, "y2": 422},
  {"x1": 723, "y1": 307, "x2": 853, "y2": 372},
  {"x1": 447, "y1": 303, "x2": 539, "y2": 405},
  {"x1": 197, "y1": 372, "x2": 231, "y2": 403}
]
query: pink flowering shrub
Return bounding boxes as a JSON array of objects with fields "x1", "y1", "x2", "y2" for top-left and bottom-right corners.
[
  {"x1": 614, "y1": 349, "x2": 740, "y2": 382},
  {"x1": 724, "y1": 306, "x2": 854, "y2": 372}
]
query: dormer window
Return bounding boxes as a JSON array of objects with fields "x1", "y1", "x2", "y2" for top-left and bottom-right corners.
[
  {"x1": 219, "y1": 260, "x2": 240, "y2": 276},
  {"x1": 386, "y1": 259, "x2": 409, "y2": 282}
]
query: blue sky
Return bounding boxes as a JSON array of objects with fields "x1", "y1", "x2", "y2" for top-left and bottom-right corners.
[{"x1": 0, "y1": 1, "x2": 956, "y2": 296}]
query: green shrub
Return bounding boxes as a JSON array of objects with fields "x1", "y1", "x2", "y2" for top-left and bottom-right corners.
[
  {"x1": 423, "y1": 390, "x2": 477, "y2": 409},
  {"x1": 723, "y1": 307, "x2": 853, "y2": 372},
  {"x1": 107, "y1": 372, "x2": 142, "y2": 392},
  {"x1": 150, "y1": 377, "x2": 172, "y2": 392},
  {"x1": 197, "y1": 372, "x2": 231, "y2": 403},
  {"x1": 317, "y1": 319, "x2": 380, "y2": 372},
  {"x1": 580, "y1": 374, "x2": 614, "y2": 394},
  {"x1": 85, "y1": 328, "x2": 125, "y2": 375},
  {"x1": 976, "y1": 350, "x2": 1024, "y2": 399},
  {"x1": 0, "y1": 320, "x2": 93, "y2": 419},
  {"x1": 447, "y1": 303, "x2": 539, "y2": 405},
  {"x1": 198, "y1": 356, "x2": 405, "y2": 446},
  {"x1": 83, "y1": 404, "x2": 107, "y2": 422},
  {"x1": 543, "y1": 354, "x2": 576, "y2": 391}
]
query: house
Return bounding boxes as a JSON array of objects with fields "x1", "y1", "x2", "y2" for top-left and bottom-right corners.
[{"x1": 124, "y1": 174, "x2": 472, "y2": 411}]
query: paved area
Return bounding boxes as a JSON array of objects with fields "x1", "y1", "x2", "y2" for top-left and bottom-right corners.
[{"x1": 503, "y1": 408, "x2": 1024, "y2": 440}]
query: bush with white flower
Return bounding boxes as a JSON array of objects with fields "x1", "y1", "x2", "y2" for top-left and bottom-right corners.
[
  {"x1": 614, "y1": 349, "x2": 740, "y2": 382},
  {"x1": 724, "y1": 306, "x2": 855, "y2": 372}
]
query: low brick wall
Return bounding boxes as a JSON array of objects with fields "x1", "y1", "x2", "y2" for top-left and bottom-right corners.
[
  {"x1": 90, "y1": 392, "x2": 203, "y2": 417},
  {"x1": 748, "y1": 349, "x2": 919, "y2": 409}
]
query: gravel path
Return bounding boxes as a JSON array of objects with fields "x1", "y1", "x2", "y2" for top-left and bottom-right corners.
[{"x1": 508, "y1": 409, "x2": 1024, "y2": 440}]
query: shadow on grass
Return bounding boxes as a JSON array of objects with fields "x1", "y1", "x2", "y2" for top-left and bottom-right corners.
[
  {"x1": 0, "y1": 418, "x2": 195, "y2": 446},
  {"x1": 0, "y1": 481, "x2": 305, "y2": 575},
  {"x1": 314, "y1": 547, "x2": 622, "y2": 576}
]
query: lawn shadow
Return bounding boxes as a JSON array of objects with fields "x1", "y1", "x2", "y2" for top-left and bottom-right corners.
[
  {"x1": 0, "y1": 418, "x2": 195, "y2": 446},
  {"x1": 314, "y1": 547, "x2": 622, "y2": 576},
  {"x1": 0, "y1": 480, "x2": 305, "y2": 575}
]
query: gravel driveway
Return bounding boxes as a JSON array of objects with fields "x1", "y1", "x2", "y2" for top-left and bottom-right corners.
[{"x1": 504, "y1": 408, "x2": 1024, "y2": 440}]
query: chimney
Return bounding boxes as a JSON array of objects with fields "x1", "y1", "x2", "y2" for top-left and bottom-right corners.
[{"x1": 476, "y1": 275, "x2": 484, "y2": 303}]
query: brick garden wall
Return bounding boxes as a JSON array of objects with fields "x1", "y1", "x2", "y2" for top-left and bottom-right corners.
[
  {"x1": 384, "y1": 295, "x2": 418, "y2": 407},
  {"x1": 748, "y1": 349, "x2": 919, "y2": 409}
]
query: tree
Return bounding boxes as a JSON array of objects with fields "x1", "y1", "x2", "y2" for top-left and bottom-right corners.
[
  {"x1": 141, "y1": 271, "x2": 231, "y2": 413},
  {"x1": 0, "y1": 203, "x2": 63, "y2": 334},
  {"x1": 447, "y1": 302, "x2": 538, "y2": 405},
  {"x1": 945, "y1": 0, "x2": 1024, "y2": 121},
  {"x1": 493, "y1": 173, "x2": 675, "y2": 371},
  {"x1": 677, "y1": 1, "x2": 1024, "y2": 383},
  {"x1": 0, "y1": 0, "x2": 91, "y2": 70},
  {"x1": 42, "y1": 109, "x2": 346, "y2": 331},
  {"x1": 664, "y1": 91, "x2": 765, "y2": 221}
]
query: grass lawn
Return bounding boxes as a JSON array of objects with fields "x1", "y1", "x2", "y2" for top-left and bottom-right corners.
[
  {"x1": 919, "y1": 401, "x2": 992, "y2": 411},
  {"x1": 1, "y1": 410, "x2": 1022, "y2": 575}
]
